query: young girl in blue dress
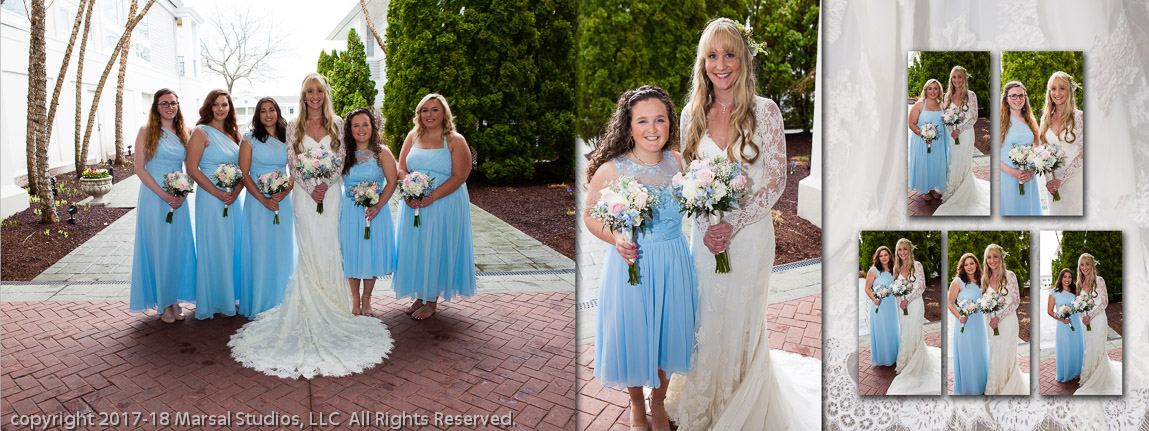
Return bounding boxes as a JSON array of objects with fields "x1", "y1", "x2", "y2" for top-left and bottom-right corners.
[
  {"x1": 129, "y1": 89, "x2": 196, "y2": 323},
  {"x1": 584, "y1": 86, "x2": 697, "y2": 431},
  {"x1": 393, "y1": 94, "x2": 477, "y2": 320},
  {"x1": 236, "y1": 97, "x2": 295, "y2": 318},
  {"x1": 908, "y1": 79, "x2": 950, "y2": 201},
  {"x1": 1000, "y1": 81, "x2": 1042, "y2": 216},
  {"x1": 948, "y1": 252, "x2": 989, "y2": 395},
  {"x1": 864, "y1": 246, "x2": 899, "y2": 366},
  {"x1": 340, "y1": 108, "x2": 398, "y2": 316},
  {"x1": 187, "y1": 89, "x2": 245, "y2": 319},
  {"x1": 1048, "y1": 268, "x2": 1084, "y2": 381}
]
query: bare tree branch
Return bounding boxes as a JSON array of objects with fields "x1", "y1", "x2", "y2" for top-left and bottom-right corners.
[
  {"x1": 199, "y1": 7, "x2": 283, "y2": 94},
  {"x1": 359, "y1": 0, "x2": 386, "y2": 57}
]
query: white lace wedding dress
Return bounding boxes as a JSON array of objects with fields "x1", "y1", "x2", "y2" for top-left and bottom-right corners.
[
  {"x1": 885, "y1": 262, "x2": 941, "y2": 395},
  {"x1": 934, "y1": 91, "x2": 990, "y2": 216},
  {"x1": 1042, "y1": 109, "x2": 1084, "y2": 216},
  {"x1": 983, "y1": 271, "x2": 1029, "y2": 395},
  {"x1": 665, "y1": 97, "x2": 821, "y2": 431},
  {"x1": 229, "y1": 126, "x2": 394, "y2": 379},
  {"x1": 1075, "y1": 276, "x2": 1121, "y2": 395}
]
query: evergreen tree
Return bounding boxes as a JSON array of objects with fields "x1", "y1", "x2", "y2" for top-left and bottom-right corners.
[
  {"x1": 1001, "y1": 51, "x2": 1084, "y2": 118},
  {"x1": 1051, "y1": 231, "x2": 1122, "y2": 302},
  {"x1": 907, "y1": 51, "x2": 991, "y2": 118},
  {"x1": 318, "y1": 29, "x2": 378, "y2": 118},
  {"x1": 947, "y1": 231, "x2": 1031, "y2": 293},
  {"x1": 858, "y1": 231, "x2": 941, "y2": 280}
]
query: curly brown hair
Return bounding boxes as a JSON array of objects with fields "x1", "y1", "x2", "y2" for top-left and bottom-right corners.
[
  {"x1": 341, "y1": 107, "x2": 385, "y2": 176},
  {"x1": 585, "y1": 85, "x2": 679, "y2": 184}
]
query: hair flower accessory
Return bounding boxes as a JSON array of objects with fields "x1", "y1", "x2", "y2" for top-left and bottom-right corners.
[{"x1": 735, "y1": 20, "x2": 767, "y2": 57}]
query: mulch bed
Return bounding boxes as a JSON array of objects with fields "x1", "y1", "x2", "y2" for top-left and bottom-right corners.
[
  {"x1": 773, "y1": 132, "x2": 821, "y2": 265},
  {"x1": 922, "y1": 276, "x2": 943, "y2": 322},
  {"x1": 973, "y1": 116, "x2": 990, "y2": 155},
  {"x1": 467, "y1": 179, "x2": 576, "y2": 260},
  {"x1": 1, "y1": 160, "x2": 135, "y2": 281}
]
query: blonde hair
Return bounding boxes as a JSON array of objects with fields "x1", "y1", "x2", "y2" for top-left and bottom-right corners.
[
  {"x1": 144, "y1": 88, "x2": 190, "y2": 160},
  {"x1": 409, "y1": 93, "x2": 457, "y2": 138},
  {"x1": 917, "y1": 79, "x2": 943, "y2": 106},
  {"x1": 1037, "y1": 71, "x2": 1079, "y2": 144},
  {"x1": 893, "y1": 238, "x2": 917, "y2": 282},
  {"x1": 981, "y1": 244, "x2": 1008, "y2": 293},
  {"x1": 1076, "y1": 253, "x2": 1098, "y2": 296},
  {"x1": 292, "y1": 73, "x2": 341, "y2": 154},
  {"x1": 943, "y1": 66, "x2": 970, "y2": 111},
  {"x1": 999, "y1": 81, "x2": 1039, "y2": 143},
  {"x1": 682, "y1": 17, "x2": 760, "y2": 165}
]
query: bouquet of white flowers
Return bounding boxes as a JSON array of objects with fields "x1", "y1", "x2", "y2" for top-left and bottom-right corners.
[{"x1": 590, "y1": 176, "x2": 658, "y2": 285}]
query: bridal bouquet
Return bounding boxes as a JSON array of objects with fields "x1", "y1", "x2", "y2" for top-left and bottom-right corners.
[
  {"x1": 872, "y1": 285, "x2": 892, "y2": 314},
  {"x1": 889, "y1": 278, "x2": 913, "y2": 315},
  {"x1": 1028, "y1": 141, "x2": 1068, "y2": 201},
  {"x1": 955, "y1": 298, "x2": 978, "y2": 333},
  {"x1": 294, "y1": 148, "x2": 341, "y2": 213},
  {"x1": 1007, "y1": 144, "x2": 1035, "y2": 195},
  {"x1": 977, "y1": 291, "x2": 1006, "y2": 336},
  {"x1": 212, "y1": 163, "x2": 243, "y2": 217},
  {"x1": 1053, "y1": 304, "x2": 1076, "y2": 331},
  {"x1": 941, "y1": 109, "x2": 964, "y2": 144},
  {"x1": 349, "y1": 181, "x2": 382, "y2": 239},
  {"x1": 919, "y1": 123, "x2": 939, "y2": 153},
  {"x1": 398, "y1": 172, "x2": 434, "y2": 227},
  {"x1": 590, "y1": 176, "x2": 658, "y2": 285},
  {"x1": 670, "y1": 156, "x2": 748, "y2": 273},
  {"x1": 255, "y1": 170, "x2": 289, "y2": 224},
  {"x1": 1072, "y1": 295, "x2": 1096, "y2": 331},
  {"x1": 161, "y1": 171, "x2": 195, "y2": 224}
]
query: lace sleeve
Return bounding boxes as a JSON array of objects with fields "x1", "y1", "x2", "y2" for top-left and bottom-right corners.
[
  {"x1": 906, "y1": 261, "x2": 927, "y2": 303},
  {"x1": 1059, "y1": 110, "x2": 1084, "y2": 182},
  {"x1": 1000, "y1": 271, "x2": 1021, "y2": 317},
  {"x1": 285, "y1": 121, "x2": 314, "y2": 194},
  {"x1": 956, "y1": 90, "x2": 978, "y2": 135},
  {"x1": 727, "y1": 97, "x2": 787, "y2": 237},
  {"x1": 1089, "y1": 276, "x2": 1109, "y2": 317}
]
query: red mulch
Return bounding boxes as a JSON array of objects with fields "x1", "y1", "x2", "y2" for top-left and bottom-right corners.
[
  {"x1": 468, "y1": 180, "x2": 576, "y2": 260},
  {"x1": 974, "y1": 116, "x2": 990, "y2": 155},
  {"x1": 773, "y1": 132, "x2": 821, "y2": 265},
  {"x1": 1, "y1": 160, "x2": 135, "y2": 281}
]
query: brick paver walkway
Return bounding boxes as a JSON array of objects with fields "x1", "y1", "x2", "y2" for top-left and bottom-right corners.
[
  {"x1": 575, "y1": 294, "x2": 820, "y2": 430},
  {"x1": 1038, "y1": 348, "x2": 1123, "y2": 395},
  {"x1": 858, "y1": 329, "x2": 942, "y2": 396},
  {"x1": 908, "y1": 163, "x2": 990, "y2": 216},
  {"x1": 1, "y1": 293, "x2": 575, "y2": 430}
]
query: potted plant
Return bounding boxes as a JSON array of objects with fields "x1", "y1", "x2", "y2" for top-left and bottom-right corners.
[{"x1": 79, "y1": 168, "x2": 113, "y2": 206}]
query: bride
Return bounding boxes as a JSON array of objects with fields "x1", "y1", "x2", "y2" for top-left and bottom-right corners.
[
  {"x1": 981, "y1": 244, "x2": 1028, "y2": 395},
  {"x1": 1073, "y1": 253, "x2": 1121, "y2": 395},
  {"x1": 665, "y1": 18, "x2": 820, "y2": 430},
  {"x1": 885, "y1": 238, "x2": 941, "y2": 395},
  {"x1": 1038, "y1": 71, "x2": 1084, "y2": 216},
  {"x1": 229, "y1": 74, "x2": 393, "y2": 379},
  {"x1": 933, "y1": 66, "x2": 989, "y2": 216}
]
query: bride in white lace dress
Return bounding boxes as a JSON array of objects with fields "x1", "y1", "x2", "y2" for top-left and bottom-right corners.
[
  {"x1": 934, "y1": 66, "x2": 990, "y2": 216},
  {"x1": 1074, "y1": 253, "x2": 1121, "y2": 395},
  {"x1": 665, "y1": 18, "x2": 820, "y2": 431},
  {"x1": 981, "y1": 244, "x2": 1029, "y2": 395},
  {"x1": 885, "y1": 239, "x2": 941, "y2": 395},
  {"x1": 1038, "y1": 71, "x2": 1084, "y2": 216},
  {"x1": 229, "y1": 74, "x2": 393, "y2": 379}
]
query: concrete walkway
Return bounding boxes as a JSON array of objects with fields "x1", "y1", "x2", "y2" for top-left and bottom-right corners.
[{"x1": 4, "y1": 177, "x2": 574, "y2": 302}]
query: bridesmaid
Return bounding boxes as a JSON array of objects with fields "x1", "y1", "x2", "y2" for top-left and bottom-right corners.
[
  {"x1": 999, "y1": 81, "x2": 1042, "y2": 216},
  {"x1": 1047, "y1": 268, "x2": 1084, "y2": 382},
  {"x1": 584, "y1": 86, "x2": 697, "y2": 431},
  {"x1": 129, "y1": 89, "x2": 196, "y2": 323},
  {"x1": 1038, "y1": 72, "x2": 1084, "y2": 216},
  {"x1": 340, "y1": 108, "x2": 398, "y2": 316},
  {"x1": 948, "y1": 253, "x2": 989, "y2": 395},
  {"x1": 864, "y1": 246, "x2": 899, "y2": 366},
  {"x1": 908, "y1": 79, "x2": 949, "y2": 201},
  {"x1": 393, "y1": 94, "x2": 477, "y2": 320},
  {"x1": 187, "y1": 89, "x2": 245, "y2": 319},
  {"x1": 236, "y1": 97, "x2": 295, "y2": 318}
]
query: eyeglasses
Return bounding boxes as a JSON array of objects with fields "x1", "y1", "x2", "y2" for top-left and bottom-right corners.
[
  {"x1": 1006, "y1": 94, "x2": 1027, "y2": 100},
  {"x1": 158, "y1": 101, "x2": 179, "y2": 108}
]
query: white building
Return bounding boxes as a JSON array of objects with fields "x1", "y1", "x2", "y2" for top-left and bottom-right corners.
[
  {"x1": 0, "y1": 0, "x2": 211, "y2": 218},
  {"x1": 325, "y1": 0, "x2": 388, "y2": 107},
  {"x1": 231, "y1": 92, "x2": 300, "y2": 135}
]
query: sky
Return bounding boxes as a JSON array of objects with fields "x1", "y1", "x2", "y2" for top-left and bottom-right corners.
[{"x1": 187, "y1": 0, "x2": 361, "y2": 97}]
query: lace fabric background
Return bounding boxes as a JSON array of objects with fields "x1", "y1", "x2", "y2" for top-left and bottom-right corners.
[{"x1": 822, "y1": 0, "x2": 1149, "y2": 429}]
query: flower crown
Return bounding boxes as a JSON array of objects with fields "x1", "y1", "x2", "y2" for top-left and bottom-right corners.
[{"x1": 733, "y1": 20, "x2": 767, "y2": 57}]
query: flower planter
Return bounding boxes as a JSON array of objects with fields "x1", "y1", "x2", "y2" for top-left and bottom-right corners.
[{"x1": 80, "y1": 176, "x2": 113, "y2": 206}]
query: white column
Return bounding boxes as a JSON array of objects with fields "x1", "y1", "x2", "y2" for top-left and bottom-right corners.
[{"x1": 796, "y1": 11, "x2": 823, "y2": 228}]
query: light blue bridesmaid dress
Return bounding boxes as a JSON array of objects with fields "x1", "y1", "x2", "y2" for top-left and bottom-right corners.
[
  {"x1": 1053, "y1": 289, "x2": 1085, "y2": 382},
  {"x1": 130, "y1": 129, "x2": 196, "y2": 311},
  {"x1": 953, "y1": 278, "x2": 989, "y2": 395},
  {"x1": 393, "y1": 137, "x2": 476, "y2": 301},
  {"x1": 869, "y1": 267, "x2": 900, "y2": 366},
  {"x1": 908, "y1": 109, "x2": 949, "y2": 194},
  {"x1": 1001, "y1": 117, "x2": 1042, "y2": 216},
  {"x1": 340, "y1": 149, "x2": 397, "y2": 279},
  {"x1": 236, "y1": 131, "x2": 295, "y2": 318},
  {"x1": 594, "y1": 153, "x2": 698, "y2": 389},
  {"x1": 193, "y1": 124, "x2": 244, "y2": 319}
]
